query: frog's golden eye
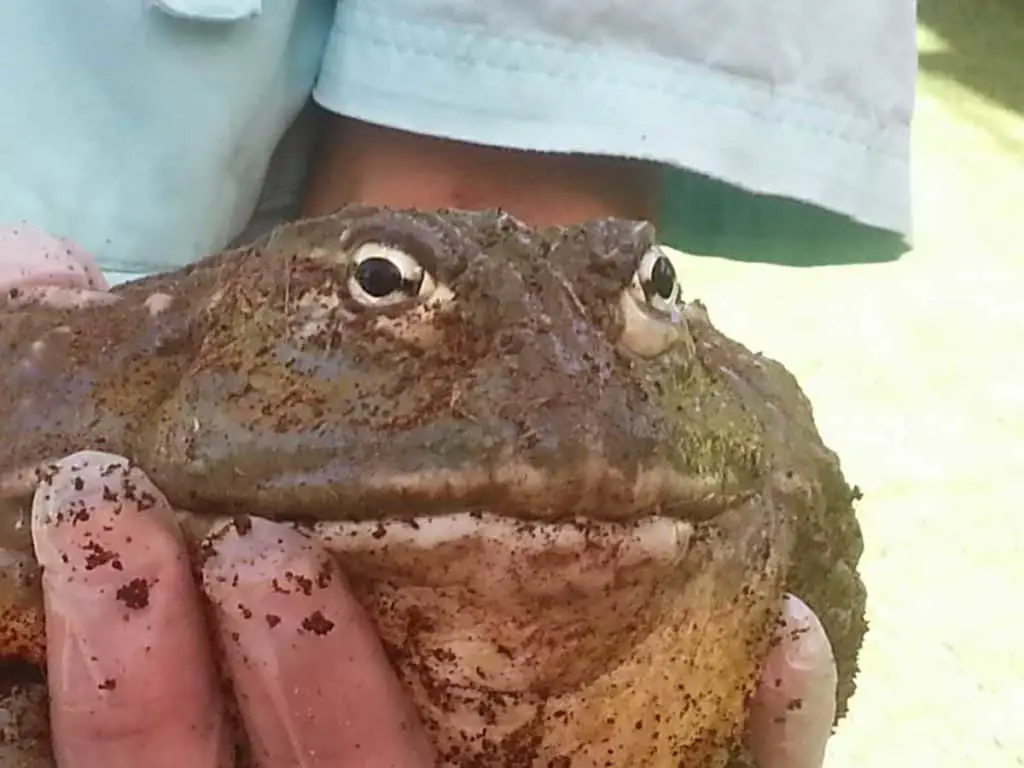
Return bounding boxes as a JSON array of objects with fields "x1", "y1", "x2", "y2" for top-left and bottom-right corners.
[
  {"x1": 347, "y1": 243, "x2": 440, "y2": 308},
  {"x1": 620, "y1": 246, "x2": 689, "y2": 357}
]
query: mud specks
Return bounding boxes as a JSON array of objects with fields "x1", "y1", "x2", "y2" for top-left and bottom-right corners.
[
  {"x1": 82, "y1": 540, "x2": 122, "y2": 572},
  {"x1": 300, "y1": 610, "x2": 335, "y2": 636},
  {"x1": 284, "y1": 571, "x2": 313, "y2": 597},
  {"x1": 115, "y1": 578, "x2": 151, "y2": 610}
]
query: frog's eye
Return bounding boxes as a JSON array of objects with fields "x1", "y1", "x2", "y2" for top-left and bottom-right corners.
[
  {"x1": 620, "y1": 246, "x2": 690, "y2": 357},
  {"x1": 629, "y1": 246, "x2": 683, "y2": 316},
  {"x1": 347, "y1": 243, "x2": 440, "y2": 308}
]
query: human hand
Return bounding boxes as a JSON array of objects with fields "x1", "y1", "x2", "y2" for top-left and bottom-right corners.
[
  {"x1": 1, "y1": 228, "x2": 839, "y2": 767},
  {"x1": 0, "y1": 225, "x2": 110, "y2": 306},
  {"x1": 32, "y1": 452, "x2": 436, "y2": 768}
]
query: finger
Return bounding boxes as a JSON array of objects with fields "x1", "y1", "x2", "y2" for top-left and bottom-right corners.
[
  {"x1": 0, "y1": 226, "x2": 108, "y2": 291},
  {"x1": 32, "y1": 451, "x2": 232, "y2": 768},
  {"x1": 746, "y1": 594, "x2": 838, "y2": 768},
  {"x1": 201, "y1": 518, "x2": 436, "y2": 768}
]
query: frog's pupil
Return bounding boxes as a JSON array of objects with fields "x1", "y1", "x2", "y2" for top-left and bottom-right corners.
[
  {"x1": 649, "y1": 256, "x2": 676, "y2": 300},
  {"x1": 355, "y1": 258, "x2": 403, "y2": 298}
]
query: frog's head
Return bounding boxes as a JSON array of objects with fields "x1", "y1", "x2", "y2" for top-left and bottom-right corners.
[
  {"x1": 147, "y1": 206, "x2": 770, "y2": 525},
  {"x1": 142, "y1": 206, "x2": 794, "y2": 764}
]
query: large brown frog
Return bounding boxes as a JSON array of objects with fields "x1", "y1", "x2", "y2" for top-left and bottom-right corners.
[{"x1": 0, "y1": 206, "x2": 865, "y2": 767}]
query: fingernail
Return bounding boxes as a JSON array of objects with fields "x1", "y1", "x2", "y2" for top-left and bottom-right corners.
[
  {"x1": 202, "y1": 517, "x2": 434, "y2": 768},
  {"x1": 778, "y1": 594, "x2": 836, "y2": 673},
  {"x1": 32, "y1": 451, "x2": 182, "y2": 584}
]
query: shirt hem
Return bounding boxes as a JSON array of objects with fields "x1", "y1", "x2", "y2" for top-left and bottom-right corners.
[{"x1": 314, "y1": 6, "x2": 912, "y2": 236}]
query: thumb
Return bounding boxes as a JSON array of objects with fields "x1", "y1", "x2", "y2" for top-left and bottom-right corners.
[
  {"x1": 746, "y1": 594, "x2": 838, "y2": 768},
  {"x1": 0, "y1": 225, "x2": 107, "y2": 290}
]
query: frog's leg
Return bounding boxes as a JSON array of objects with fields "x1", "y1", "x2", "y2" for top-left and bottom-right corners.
[
  {"x1": 0, "y1": 474, "x2": 55, "y2": 767},
  {"x1": 0, "y1": 532, "x2": 52, "y2": 767}
]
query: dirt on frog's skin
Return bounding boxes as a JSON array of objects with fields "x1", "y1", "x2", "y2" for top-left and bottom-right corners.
[{"x1": 0, "y1": 206, "x2": 866, "y2": 767}]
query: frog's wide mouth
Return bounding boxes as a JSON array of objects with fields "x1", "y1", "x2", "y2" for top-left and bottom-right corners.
[
  {"x1": 168, "y1": 457, "x2": 760, "y2": 525},
  {"x1": 0, "y1": 455, "x2": 761, "y2": 538}
]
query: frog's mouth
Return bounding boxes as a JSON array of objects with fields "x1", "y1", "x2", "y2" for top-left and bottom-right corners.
[
  {"x1": 169, "y1": 455, "x2": 758, "y2": 527},
  {"x1": 2, "y1": 451, "x2": 778, "y2": 727},
  {"x1": 2, "y1": 451, "x2": 761, "y2": 617},
  {"x1": 168, "y1": 458, "x2": 762, "y2": 643}
]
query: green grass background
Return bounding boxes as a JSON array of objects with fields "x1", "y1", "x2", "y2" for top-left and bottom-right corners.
[{"x1": 665, "y1": 1, "x2": 1024, "y2": 764}]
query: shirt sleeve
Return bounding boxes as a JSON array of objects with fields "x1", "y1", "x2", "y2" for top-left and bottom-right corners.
[{"x1": 312, "y1": 0, "x2": 914, "y2": 244}]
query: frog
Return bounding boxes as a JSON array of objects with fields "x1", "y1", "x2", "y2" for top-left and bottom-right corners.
[{"x1": 0, "y1": 206, "x2": 866, "y2": 767}]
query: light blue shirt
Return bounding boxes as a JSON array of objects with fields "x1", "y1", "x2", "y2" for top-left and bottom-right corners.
[
  {"x1": 0, "y1": 0, "x2": 334, "y2": 283},
  {"x1": 0, "y1": 0, "x2": 912, "y2": 282}
]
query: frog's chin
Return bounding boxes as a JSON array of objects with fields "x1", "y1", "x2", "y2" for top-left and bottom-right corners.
[
  {"x1": 187, "y1": 505, "x2": 776, "y2": 764},
  {"x1": 272, "y1": 511, "x2": 694, "y2": 691},
  {"x1": 188, "y1": 511, "x2": 694, "y2": 696},
  {"x1": 263, "y1": 508, "x2": 766, "y2": 764}
]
